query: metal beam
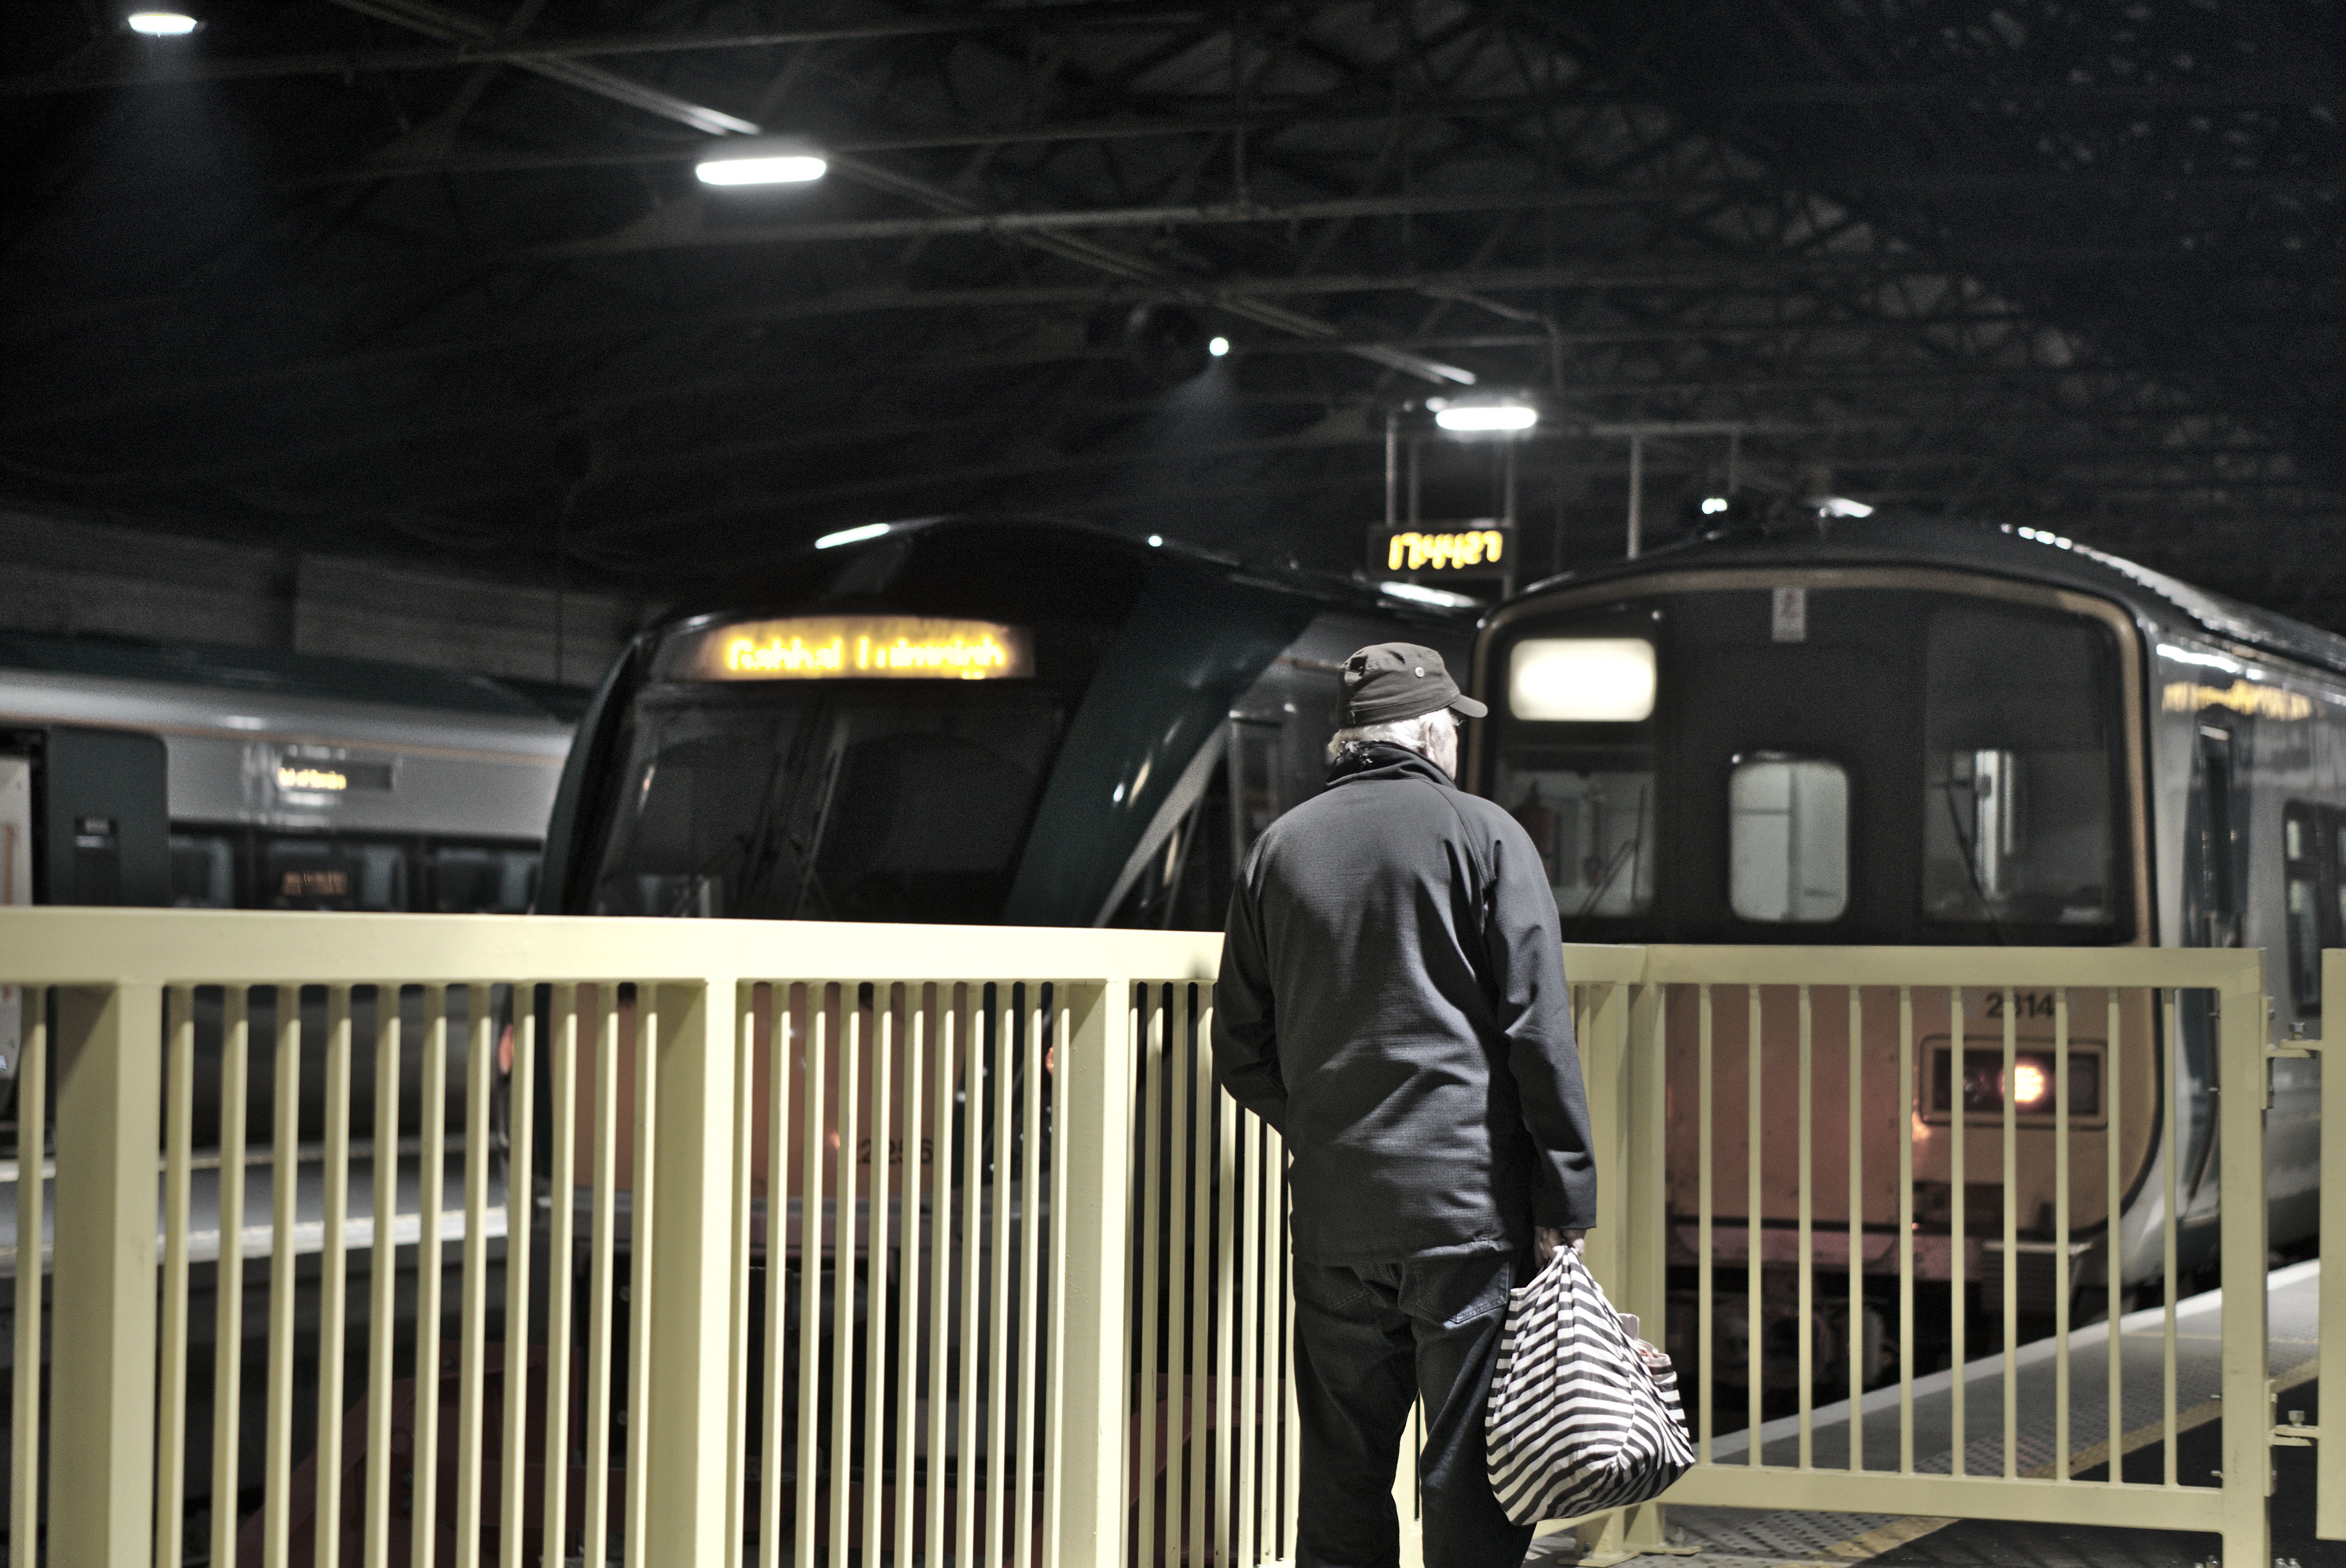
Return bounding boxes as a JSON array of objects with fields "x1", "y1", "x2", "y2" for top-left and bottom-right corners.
[
  {"x1": 322, "y1": 0, "x2": 1473, "y2": 385},
  {"x1": 0, "y1": 5, "x2": 1212, "y2": 94}
]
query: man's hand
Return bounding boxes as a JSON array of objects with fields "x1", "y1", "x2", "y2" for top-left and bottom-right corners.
[{"x1": 1533, "y1": 1227, "x2": 1585, "y2": 1266}]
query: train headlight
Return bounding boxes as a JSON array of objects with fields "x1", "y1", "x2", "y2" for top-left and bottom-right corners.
[
  {"x1": 1929, "y1": 1046, "x2": 2099, "y2": 1118},
  {"x1": 1508, "y1": 637, "x2": 1657, "y2": 722}
]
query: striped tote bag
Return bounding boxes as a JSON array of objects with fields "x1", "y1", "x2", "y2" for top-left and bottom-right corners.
[{"x1": 1484, "y1": 1246, "x2": 1694, "y2": 1524}]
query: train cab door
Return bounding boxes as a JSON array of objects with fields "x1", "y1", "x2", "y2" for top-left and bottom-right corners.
[
  {"x1": 2175, "y1": 723, "x2": 2241, "y2": 1220},
  {"x1": 2184, "y1": 724, "x2": 2244, "y2": 949},
  {"x1": 1670, "y1": 590, "x2": 1918, "y2": 940}
]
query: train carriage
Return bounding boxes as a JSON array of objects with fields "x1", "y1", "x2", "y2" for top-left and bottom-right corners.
[{"x1": 1468, "y1": 514, "x2": 2329, "y2": 1388}]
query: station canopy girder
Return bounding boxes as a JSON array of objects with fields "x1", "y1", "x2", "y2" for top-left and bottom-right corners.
[{"x1": 1, "y1": 1, "x2": 2340, "y2": 622}]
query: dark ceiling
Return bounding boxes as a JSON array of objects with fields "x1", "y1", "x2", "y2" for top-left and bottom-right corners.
[{"x1": 4, "y1": 2, "x2": 2342, "y2": 622}]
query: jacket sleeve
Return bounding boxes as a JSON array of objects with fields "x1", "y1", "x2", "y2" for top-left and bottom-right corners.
[
  {"x1": 1210, "y1": 869, "x2": 1287, "y2": 1131},
  {"x1": 1483, "y1": 818, "x2": 1599, "y2": 1230}
]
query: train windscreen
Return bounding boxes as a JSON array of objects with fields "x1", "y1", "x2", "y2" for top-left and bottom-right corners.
[
  {"x1": 1484, "y1": 586, "x2": 2129, "y2": 942},
  {"x1": 585, "y1": 613, "x2": 1076, "y2": 922}
]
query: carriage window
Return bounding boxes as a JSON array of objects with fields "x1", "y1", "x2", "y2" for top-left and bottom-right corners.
[
  {"x1": 1500, "y1": 761, "x2": 1655, "y2": 918},
  {"x1": 170, "y1": 832, "x2": 237, "y2": 908},
  {"x1": 1729, "y1": 757, "x2": 1849, "y2": 922},
  {"x1": 1922, "y1": 606, "x2": 2120, "y2": 929}
]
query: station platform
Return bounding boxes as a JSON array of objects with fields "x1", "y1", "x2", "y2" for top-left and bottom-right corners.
[{"x1": 1539, "y1": 1261, "x2": 2333, "y2": 1567}]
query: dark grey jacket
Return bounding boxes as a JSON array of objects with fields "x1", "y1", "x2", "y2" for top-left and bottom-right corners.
[{"x1": 1211, "y1": 742, "x2": 1598, "y2": 1265}]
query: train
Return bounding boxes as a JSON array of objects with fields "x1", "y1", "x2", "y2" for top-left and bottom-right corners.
[
  {"x1": 1469, "y1": 512, "x2": 2328, "y2": 1382},
  {"x1": 0, "y1": 628, "x2": 576, "y2": 913},
  {"x1": 0, "y1": 630, "x2": 578, "y2": 1553},
  {"x1": 534, "y1": 515, "x2": 1475, "y2": 926}
]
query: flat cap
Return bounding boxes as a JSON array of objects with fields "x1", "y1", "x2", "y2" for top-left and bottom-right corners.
[{"x1": 1341, "y1": 642, "x2": 1487, "y2": 727}]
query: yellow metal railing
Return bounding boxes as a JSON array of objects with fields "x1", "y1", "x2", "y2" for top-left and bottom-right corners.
[{"x1": 0, "y1": 911, "x2": 2334, "y2": 1568}]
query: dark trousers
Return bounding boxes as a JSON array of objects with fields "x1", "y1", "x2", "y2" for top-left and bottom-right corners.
[{"x1": 1291, "y1": 1247, "x2": 1533, "y2": 1568}]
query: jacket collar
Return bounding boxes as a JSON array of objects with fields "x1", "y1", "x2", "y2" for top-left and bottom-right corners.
[{"x1": 1325, "y1": 740, "x2": 1455, "y2": 791}]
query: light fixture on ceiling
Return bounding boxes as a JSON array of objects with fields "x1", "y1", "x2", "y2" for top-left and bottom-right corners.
[
  {"x1": 1816, "y1": 496, "x2": 1874, "y2": 518},
  {"x1": 1430, "y1": 392, "x2": 1539, "y2": 434},
  {"x1": 1701, "y1": 496, "x2": 1730, "y2": 515},
  {"x1": 127, "y1": 10, "x2": 200, "y2": 34},
  {"x1": 1147, "y1": 535, "x2": 1164, "y2": 547},
  {"x1": 1088, "y1": 301, "x2": 1212, "y2": 390},
  {"x1": 1207, "y1": 335, "x2": 1230, "y2": 358},
  {"x1": 814, "y1": 522, "x2": 891, "y2": 550},
  {"x1": 695, "y1": 136, "x2": 828, "y2": 187},
  {"x1": 1377, "y1": 581, "x2": 1482, "y2": 610}
]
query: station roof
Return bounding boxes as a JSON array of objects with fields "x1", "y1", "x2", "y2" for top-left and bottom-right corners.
[{"x1": 2, "y1": 4, "x2": 2340, "y2": 623}]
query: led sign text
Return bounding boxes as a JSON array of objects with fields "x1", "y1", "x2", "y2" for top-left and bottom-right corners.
[
  {"x1": 1385, "y1": 530, "x2": 1507, "y2": 573},
  {"x1": 2162, "y1": 679, "x2": 2312, "y2": 721},
  {"x1": 278, "y1": 766, "x2": 349, "y2": 792},
  {"x1": 681, "y1": 616, "x2": 1034, "y2": 682}
]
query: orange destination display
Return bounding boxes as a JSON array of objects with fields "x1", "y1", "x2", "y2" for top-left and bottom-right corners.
[{"x1": 678, "y1": 615, "x2": 1033, "y2": 681}]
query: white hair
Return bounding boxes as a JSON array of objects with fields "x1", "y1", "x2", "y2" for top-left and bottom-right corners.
[{"x1": 1326, "y1": 708, "x2": 1459, "y2": 776}]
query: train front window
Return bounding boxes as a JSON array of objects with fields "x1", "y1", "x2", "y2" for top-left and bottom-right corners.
[
  {"x1": 1495, "y1": 632, "x2": 1657, "y2": 920},
  {"x1": 1921, "y1": 605, "x2": 2120, "y2": 927},
  {"x1": 588, "y1": 687, "x2": 1065, "y2": 922}
]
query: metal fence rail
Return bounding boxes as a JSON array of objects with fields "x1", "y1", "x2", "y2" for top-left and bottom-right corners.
[
  {"x1": 0, "y1": 911, "x2": 2335, "y2": 1568},
  {"x1": 1608, "y1": 946, "x2": 2275, "y2": 1568}
]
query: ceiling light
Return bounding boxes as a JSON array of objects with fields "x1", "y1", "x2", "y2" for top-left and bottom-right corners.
[
  {"x1": 1088, "y1": 301, "x2": 1211, "y2": 390},
  {"x1": 1378, "y1": 581, "x2": 1481, "y2": 610},
  {"x1": 1208, "y1": 336, "x2": 1230, "y2": 358},
  {"x1": 1816, "y1": 496, "x2": 1874, "y2": 518},
  {"x1": 695, "y1": 137, "x2": 827, "y2": 187},
  {"x1": 127, "y1": 11, "x2": 199, "y2": 34},
  {"x1": 1147, "y1": 534, "x2": 1164, "y2": 547},
  {"x1": 814, "y1": 522, "x2": 890, "y2": 550},
  {"x1": 1701, "y1": 496, "x2": 1730, "y2": 515},
  {"x1": 1433, "y1": 394, "x2": 1538, "y2": 434}
]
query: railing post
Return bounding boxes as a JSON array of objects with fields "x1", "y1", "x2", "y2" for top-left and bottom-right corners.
[
  {"x1": 1579, "y1": 980, "x2": 1630, "y2": 1298},
  {"x1": 2216, "y1": 954, "x2": 2270, "y2": 1568},
  {"x1": 1570, "y1": 973, "x2": 1677, "y2": 1563},
  {"x1": 49, "y1": 982, "x2": 162, "y2": 1568},
  {"x1": 1053, "y1": 978, "x2": 1134, "y2": 1568},
  {"x1": 643, "y1": 978, "x2": 736, "y2": 1567},
  {"x1": 2321, "y1": 950, "x2": 2346, "y2": 1543}
]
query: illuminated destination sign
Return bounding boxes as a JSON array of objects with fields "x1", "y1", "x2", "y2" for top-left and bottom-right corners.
[
  {"x1": 274, "y1": 756, "x2": 395, "y2": 794},
  {"x1": 2162, "y1": 678, "x2": 2312, "y2": 721},
  {"x1": 680, "y1": 616, "x2": 1034, "y2": 682},
  {"x1": 1376, "y1": 527, "x2": 1510, "y2": 574}
]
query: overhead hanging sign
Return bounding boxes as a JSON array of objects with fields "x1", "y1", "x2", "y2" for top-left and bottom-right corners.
[
  {"x1": 1371, "y1": 525, "x2": 1513, "y2": 576},
  {"x1": 670, "y1": 615, "x2": 1034, "y2": 682}
]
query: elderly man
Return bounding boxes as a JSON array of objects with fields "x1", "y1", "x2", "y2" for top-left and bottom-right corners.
[{"x1": 1212, "y1": 641, "x2": 1597, "y2": 1568}]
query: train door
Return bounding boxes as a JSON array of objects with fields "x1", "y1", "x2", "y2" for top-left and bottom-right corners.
[
  {"x1": 2174, "y1": 724, "x2": 2240, "y2": 1235},
  {"x1": 2187, "y1": 725, "x2": 2244, "y2": 948},
  {"x1": 1670, "y1": 604, "x2": 1918, "y2": 941}
]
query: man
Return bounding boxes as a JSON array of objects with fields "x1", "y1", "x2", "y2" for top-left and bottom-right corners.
[{"x1": 1212, "y1": 641, "x2": 1597, "y2": 1568}]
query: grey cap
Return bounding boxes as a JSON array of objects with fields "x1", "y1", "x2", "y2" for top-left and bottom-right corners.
[{"x1": 1341, "y1": 642, "x2": 1488, "y2": 726}]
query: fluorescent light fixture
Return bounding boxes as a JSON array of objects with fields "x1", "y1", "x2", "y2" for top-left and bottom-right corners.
[
  {"x1": 127, "y1": 10, "x2": 199, "y2": 33},
  {"x1": 1817, "y1": 496, "x2": 1874, "y2": 518},
  {"x1": 1433, "y1": 394, "x2": 1539, "y2": 434},
  {"x1": 1509, "y1": 637, "x2": 1657, "y2": 722},
  {"x1": 1208, "y1": 335, "x2": 1230, "y2": 357},
  {"x1": 814, "y1": 522, "x2": 891, "y2": 550},
  {"x1": 696, "y1": 137, "x2": 827, "y2": 187},
  {"x1": 1377, "y1": 581, "x2": 1481, "y2": 610},
  {"x1": 1701, "y1": 496, "x2": 1730, "y2": 515}
]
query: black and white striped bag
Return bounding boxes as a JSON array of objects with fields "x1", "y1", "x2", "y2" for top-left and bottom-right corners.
[{"x1": 1484, "y1": 1246, "x2": 1694, "y2": 1524}]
